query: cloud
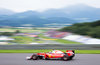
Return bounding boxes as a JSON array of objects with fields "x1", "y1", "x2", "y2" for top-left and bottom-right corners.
[{"x1": 0, "y1": 0, "x2": 100, "y2": 12}]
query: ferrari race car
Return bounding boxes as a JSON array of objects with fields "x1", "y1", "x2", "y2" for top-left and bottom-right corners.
[{"x1": 26, "y1": 50, "x2": 75, "y2": 61}]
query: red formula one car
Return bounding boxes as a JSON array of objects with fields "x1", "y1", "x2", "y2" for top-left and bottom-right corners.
[{"x1": 26, "y1": 50, "x2": 75, "y2": 61}]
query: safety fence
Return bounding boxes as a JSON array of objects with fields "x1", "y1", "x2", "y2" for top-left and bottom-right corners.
[{"x1": 0, "y1": 44, "x2": 100, "y2": 50}]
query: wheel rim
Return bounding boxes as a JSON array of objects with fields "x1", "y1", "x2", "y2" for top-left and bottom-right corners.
[
  {"x1": 33, "y1": 56, "x2": 36, "y2": 59},
  {"x1": 63, "y1": 57, "x2": 68, "y2": 60}
]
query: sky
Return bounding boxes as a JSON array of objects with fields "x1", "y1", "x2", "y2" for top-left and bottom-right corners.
[{"x1": 0, "y1": 0, "x2": 100, "y2": 12}]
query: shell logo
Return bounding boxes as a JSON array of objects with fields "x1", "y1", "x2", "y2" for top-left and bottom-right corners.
[{"x1": 48, "y1": 55, "x2": 51, "y2": 58}]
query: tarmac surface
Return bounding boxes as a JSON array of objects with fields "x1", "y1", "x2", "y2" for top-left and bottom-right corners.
[{"x1": 0, "y1": 53, "x2": 100, "y2": 65}]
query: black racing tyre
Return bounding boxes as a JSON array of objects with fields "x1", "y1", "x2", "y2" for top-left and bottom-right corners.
[
  {"x1": 69, "y1": 54, "x2": 75, "y2": 60},
  {"x1": 69, "y1": 56, "x2": 73, "y2": 60},
  {"x1": 32, "y1": 55, "x2": 38, "y2": 60},
  {"x1": 62, "y1": 54, "x2": 69, "y2": 61}
]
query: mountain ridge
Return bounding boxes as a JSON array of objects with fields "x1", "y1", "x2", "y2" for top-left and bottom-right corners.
[{"x1": 0, "y1": 4, "x2": 100, "y2": 27}]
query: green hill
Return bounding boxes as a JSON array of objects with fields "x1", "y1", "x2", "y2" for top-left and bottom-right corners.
[{"x1": 59, "y1": 20, "x2": 100, "y2": 38}]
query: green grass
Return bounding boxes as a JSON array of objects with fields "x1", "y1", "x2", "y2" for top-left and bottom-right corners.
[
  {"x1": 11, "y1": 36, "x2": 34, "y2": 44},
  {"x1": 0, "y1": 28, "x2": 44, "y2": 33},
  {"x1": 0, "y1": 50, "x2": 100, "y2": 54},
  {"x1": 36, "y1": 41, "x2": 44, "y2": 43},
  {"x1": 11, "y1": 36, "x2": 45, "y2": 44},
  {"x1": 75, "y1": 50, "x2": 100, "y2": 54},
  {"x1": 55, "y1": 39, "x2": 81, "y2": 44},
  {"x1": 38, "y1": 34, "x2": 52, "y2": 39},
  {"x1": 39, "y1": 34, "x2": 81, "y2": 44}
]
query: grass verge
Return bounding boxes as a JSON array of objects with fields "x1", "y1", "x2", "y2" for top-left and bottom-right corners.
[
  {"x1": 0, "y1": 50, "x2": 100, "y2": 54},
  {"x1": 39, "y1": 34, "x2": 81, "y2": 44},
  {"x1": 55, "y1": 39, "x2": 81, "y2": 44}
]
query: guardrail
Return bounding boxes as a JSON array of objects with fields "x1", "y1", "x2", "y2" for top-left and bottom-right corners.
[{"x1": 0, "y1": 44, "x2": 100, "y2": 50}]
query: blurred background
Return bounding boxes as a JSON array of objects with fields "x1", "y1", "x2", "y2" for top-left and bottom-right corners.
[
  {"x1": 0, "y1": 1, "x2": 100, "y2": 65},
  {"x1": 0, "y1": 0, "x2": 100, "y2": 46}
]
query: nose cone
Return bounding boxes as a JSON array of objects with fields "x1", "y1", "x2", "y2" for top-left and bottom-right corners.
[{"x1": 26, "y1": 56, "x2": 31, "y2": 60}]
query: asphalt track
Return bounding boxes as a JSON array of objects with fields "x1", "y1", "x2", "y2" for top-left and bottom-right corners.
[{"x1": 0, "y1": 54, "x2": 100, "y2": 65}]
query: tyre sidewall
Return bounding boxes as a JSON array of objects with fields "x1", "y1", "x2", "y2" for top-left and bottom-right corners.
[
  {"x1": 32, "y1": 55, "x2": 38, "y2": 60},
  {"x1": 62, "y1": 54, "x2": 69, "y2": 61}
]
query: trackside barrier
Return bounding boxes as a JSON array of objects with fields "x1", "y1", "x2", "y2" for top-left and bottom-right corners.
[{"x1": 0, "y1": 44, "x2": 100, "y2": 50}]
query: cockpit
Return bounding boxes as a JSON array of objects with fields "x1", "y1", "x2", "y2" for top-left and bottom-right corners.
[{"x1": 49, "y1": 50, "x2": 64, "y2": 53}]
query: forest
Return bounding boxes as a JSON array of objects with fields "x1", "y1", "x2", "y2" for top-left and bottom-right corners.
[{"x1": 59, "y1": 20, "x2": 100, "y2": 38}]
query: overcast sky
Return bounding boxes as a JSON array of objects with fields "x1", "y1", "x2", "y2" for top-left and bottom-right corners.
[{"x1": 0, "y1": 0, "x2": 100, "y2": 12}]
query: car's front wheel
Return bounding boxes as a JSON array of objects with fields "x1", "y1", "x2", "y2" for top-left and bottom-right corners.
[{"x1": 32, "y1": 55, "x2": 38, "y2": 60}]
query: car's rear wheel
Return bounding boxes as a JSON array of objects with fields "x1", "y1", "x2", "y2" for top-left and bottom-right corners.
[
  {"x1": 69, "y1": 56, "x2": 73, "y2": 60},
  {"x1": 62, "y1": 55, "x2": 69, "y2": 61},
  {"x1": 32, "y1": 55, "x2": 38, "y2": 60}
]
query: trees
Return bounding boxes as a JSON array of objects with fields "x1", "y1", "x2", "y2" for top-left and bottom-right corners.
[
  {"x1": 0, "y1": 30, "x2": 20, "y2": 36},
  {"x1": 59, "y1": 20, "x2": 100, "y2": 38},
  {"x1": 15, "y1": 30, "x2": 20, "y2": 33},
  {"x1": 0, "y1": 32, "x2": 14, "y2": 36},
  {"x1": 87, "y1": 26, "x2": 100, "y2": 38}
]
